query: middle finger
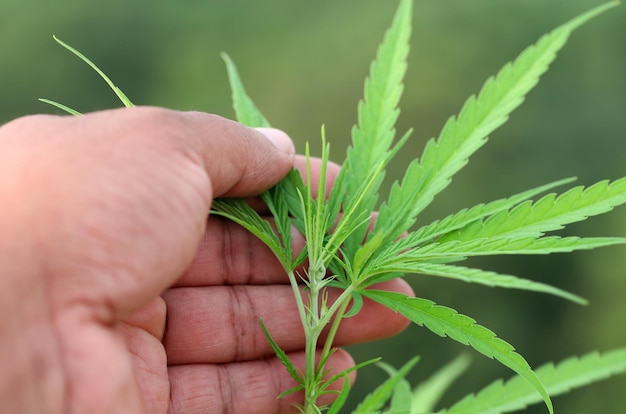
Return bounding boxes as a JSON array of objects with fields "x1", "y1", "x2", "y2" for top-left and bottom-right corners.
[{"x1": 162, "y1": 279, "x2": 412, "y2": 365}]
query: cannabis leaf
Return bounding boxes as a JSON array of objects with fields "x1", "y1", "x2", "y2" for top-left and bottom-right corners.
[
  {"x1": 440, "y1": 348, "x2": 626, "y2": 414},
  {"x1": 260, "y1": 320, "x2": 303, "y2": 391},
  {"x1": 221, "y1": 53, "x2": 271, "y2": 128},
  {"x1": 331, "y1": 0, "x2": 413, "y2": 261},
  {"x1": 374, "y1": 2, "x2": 617, "y2": 238},
  {"x1": 397, "y1": 236, "x2": 626, "y2": 259},
  {"x1": 363, "y1": 290, "x2": 554, "y2": 414},
  {"x1": 411, "y1": 354, "x2": 472, "y2": 413},
  {"x1": 438, "y1": 178, "x2": 626, "y2": 242},
  {"x1": 388, "y1": 263, "x2": 587, "y2": 305},
  {"x1": 44, "y1": 1, "x2": 623, "y2": 413},
  {"x1": 352, "y1": 357, "x2": 420, "y2": 414},
  {"x1": 357, "y1": 2, "x2": 620, "y2": 285},
  {"x1": 216, "y1": 2, "x2": 619, "y2": 412},
  {"x1": 404, "y1": 178, "x2": 576, "y2": 247},
  {"x1": 210, "y1": 198, "x2": 292, "y2": 268}
]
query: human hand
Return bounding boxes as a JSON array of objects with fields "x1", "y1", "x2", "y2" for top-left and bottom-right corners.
[{"x1": 0, "y1": 107, "x2": 412, "y2": 413}]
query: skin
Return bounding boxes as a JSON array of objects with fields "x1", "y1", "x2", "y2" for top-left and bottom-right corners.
[{"x1": 0, "y1": 107, "x2": 413, "y2": 414}]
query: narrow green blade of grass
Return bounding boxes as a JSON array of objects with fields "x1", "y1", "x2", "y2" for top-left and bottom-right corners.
[
  {"x1": 38, "y1": 98, "x2": 82, "y2": 116},
  {"x1": 362, "y1": 290, "x2": 554, "y2": 414},
  {"x1": 52, "y1": 35, "x2": 134, "y2": 108},
  {"x1": 352, "y1": 357, "x2": 420, "y2": 414},
  {"x1": 376, "y1": 2, "x2": 617, "y2": 240},
  {"x1": 221, "y1": 53, "x2": 271, "y2": 128},
  {"x1": 411, "y1": 353, "x2": 472, "y2": 413},
  {"x1": 331, "y1": 0, "x2": 412, "y2": 260},
  {"x1": 438, "y1": 178, "x2": 626, "y2": 243},
  {"x1": 440, "y1": 348, "x2": 626, "y2": 414}
]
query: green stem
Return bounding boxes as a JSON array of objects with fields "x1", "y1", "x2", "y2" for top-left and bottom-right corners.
[
  {"x1": 320, "y1": 293, "x2": 352, "y2": 363},
  {"x1": 302, "y1": 279, "x2": 356, "y2": 412},
  {"x1": 318, "y1": 285, "x2": 355, "y2": 329},
  {"x1": 303, "y1": 263, "x2": 326, "y2": 412},
  {"x1": 286, "y1": 267, "x2": 323, "y2": 413},
  {"x1": 286, "y1": 269, "x2": 309, "y2": 332}
]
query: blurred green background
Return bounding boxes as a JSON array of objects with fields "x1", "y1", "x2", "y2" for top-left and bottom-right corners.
[{"x1": 2, "y1": 0, "x2": 625, "y2": 412}]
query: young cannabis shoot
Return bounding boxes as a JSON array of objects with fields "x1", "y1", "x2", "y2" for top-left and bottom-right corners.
[{"x1": 42, "y1": 1, "x2": 626, "y2": 413}]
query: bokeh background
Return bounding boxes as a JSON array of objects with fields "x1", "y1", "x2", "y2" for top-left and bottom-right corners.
[{"x1": 2, "y1": 0, "x2": 625, "y2": 412}]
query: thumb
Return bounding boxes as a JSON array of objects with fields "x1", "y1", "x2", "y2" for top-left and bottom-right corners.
[
  {"x1": 1, "y1": 107, "x2": 296, "y2": 317},
  {"x1": 178, "y1": 111, "x2": 295, "y2": 198}
]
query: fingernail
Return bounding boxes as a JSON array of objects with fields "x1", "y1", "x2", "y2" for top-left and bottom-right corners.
[{"x1": 256, "y1": 127, "x2": 295, "y2": 155}]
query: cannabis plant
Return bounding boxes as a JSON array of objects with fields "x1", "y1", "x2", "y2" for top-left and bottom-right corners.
[{"x1": 43, "y1": 0, "x2": 626, "y2": 413}]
